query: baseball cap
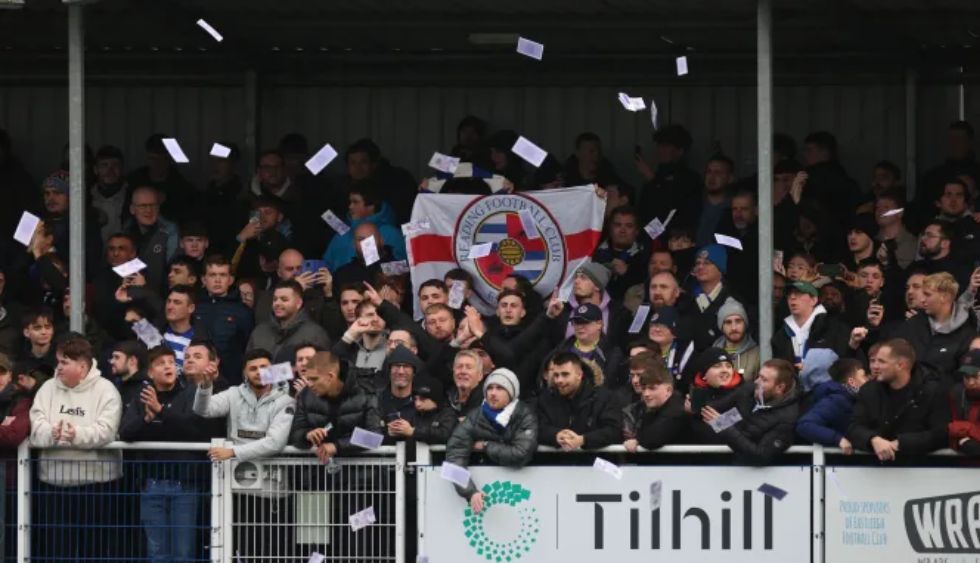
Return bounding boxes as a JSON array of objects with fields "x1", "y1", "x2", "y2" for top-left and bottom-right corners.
[{"x1": 570, "y1": 303, "x2": 602, "y2": 324}]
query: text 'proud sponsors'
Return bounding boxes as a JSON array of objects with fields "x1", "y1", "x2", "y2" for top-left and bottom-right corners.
[{"x1": 826, "y1": 467, "x2": 980, "y2": 562}]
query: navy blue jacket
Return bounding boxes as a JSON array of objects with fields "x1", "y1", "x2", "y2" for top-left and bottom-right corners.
[
  {"x1": 194, "y1": 289, "x2": 254, "y2": 385},
  {"x1": 796, "y1": 380, "x2": 855, "y2": 446}
]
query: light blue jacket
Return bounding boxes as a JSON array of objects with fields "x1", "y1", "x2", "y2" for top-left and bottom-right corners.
[{"x1": 322, "y1": 201, "x2": 406, "y2": 271}]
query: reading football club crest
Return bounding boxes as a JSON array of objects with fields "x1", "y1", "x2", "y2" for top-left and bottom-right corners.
[{"x1": 454, "y1": 194, "x2": 566, "y2": 304}]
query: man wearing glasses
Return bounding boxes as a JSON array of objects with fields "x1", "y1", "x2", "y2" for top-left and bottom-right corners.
[{"x1": 127, "y1": 185, "x2": 179, "y2": 293}]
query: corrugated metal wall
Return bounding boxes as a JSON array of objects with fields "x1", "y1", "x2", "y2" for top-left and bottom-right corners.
[{"x1": 0, "y1": 82, "x2": 969, "y2": 193}]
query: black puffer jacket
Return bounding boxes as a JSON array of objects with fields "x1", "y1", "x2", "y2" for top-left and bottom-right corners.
[
  {"x1": 710, "y1": 383, "x2": 801, "y2": 465},
  {"x1": 288, "y1": 372, "x2": 382, "y2": 454},
  {"x1": 412, "y1": 406, "x2": 458, "y2": 445},
  {"x1": 536, "y1": 378, "x2": 622, "y2": 449},
  {"x1": 622, "y1": 391, "x2": 689, "y2": 450},
  {"x1": 445, "y1": 400, "x2": 538, "y2": 499},
  {"x1": 846, "y1": 369, "x2": 951, "y2": 458}
]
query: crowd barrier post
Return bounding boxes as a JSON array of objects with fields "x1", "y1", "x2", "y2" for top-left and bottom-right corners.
[
  {"x1": 15, "y1": 440, "x2": 30, "y2": 561},
  {"x1": 812, "y1": 444, "x2": 826, "y2": 563},
  {"x1": 414, "y1": 442, "x2": 431, "y2": 560},
  {"x1": 394, "y1": 441, "x2": 407, "y2": 563}
]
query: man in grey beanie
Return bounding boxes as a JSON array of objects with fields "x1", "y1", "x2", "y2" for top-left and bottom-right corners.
[
  {"x1": 713, "y1": 298, "x2": 760, "y2": 379},
  {"x1": 550, "y1": 261, "x2": 630, "y2": 348},
  {"x1": 444, "y1": 368, "x2": 538, "y2": 514}
]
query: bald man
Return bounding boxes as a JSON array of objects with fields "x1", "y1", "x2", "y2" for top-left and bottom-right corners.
[
  {"x1": 254, "y1": 248, "x2": 333, "y2": 324},
  {"x1": 333, "y1": 221, "x2": 393, "y2": 286}
]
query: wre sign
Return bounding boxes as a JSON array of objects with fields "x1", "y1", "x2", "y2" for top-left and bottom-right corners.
[
  {"x1": 826, "y1": 467, "x2": 980, "y2": 561},
  {"x1": 421, "y1": 466, "x2": 810, "y2": 562}
]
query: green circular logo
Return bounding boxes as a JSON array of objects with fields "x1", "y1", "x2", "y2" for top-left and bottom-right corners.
[{"x1": 462, "y1": 480, "x2": 540, "y2": 562}]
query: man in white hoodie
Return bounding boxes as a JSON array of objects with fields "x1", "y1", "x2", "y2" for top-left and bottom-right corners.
[
  {"x1": 771, "y1": 281, "x2": 851, "y2": 367},
  {"x1": 29, "y1": 334, "x2": 123, "y2": 560}
]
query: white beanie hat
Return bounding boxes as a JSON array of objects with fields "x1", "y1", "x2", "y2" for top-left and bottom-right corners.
[{"x1": 484, "y1": 368, "x2": 520, "y2": 400}]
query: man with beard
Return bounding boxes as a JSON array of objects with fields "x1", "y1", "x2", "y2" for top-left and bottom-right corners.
[
  {"x1": 910, "y1": 220, "x2": 970, "y2": 288},
  {"x1": 536, "y1": 352, "x2": 621, "y2": 450},
  {"x1": 713, "y1": 299, "x2": 760, "y2": 380},
  {"x1": 701, "y1": 359, "x2": 801, "y2": 464},
  {"x1": 246, "y1": 280, "x2": 330, "y2": 363},
  {"x1": 623, "y1": 250, "x2": 677, "y2": 313}
]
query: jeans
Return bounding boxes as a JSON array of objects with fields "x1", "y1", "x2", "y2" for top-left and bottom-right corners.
[{"x1": 140, "y1": 479, "x2": 200, "y2": 562}]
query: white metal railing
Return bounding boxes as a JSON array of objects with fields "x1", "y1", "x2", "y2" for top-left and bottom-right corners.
[{"x1": 16, "y1": 439, "x2": 405, "y2": 563}]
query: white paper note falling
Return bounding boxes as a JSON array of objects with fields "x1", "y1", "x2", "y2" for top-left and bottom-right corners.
[
  {"x1": 439, "y1": 461, "x2": 472, "y2": 487},
  {"x1": 132, "y1": 319, "x2": 164, "y2": 349},
  {"x1": 305, "y1": 143, "x2": 338, "y2": 175},
  {"x1": 321, "y1": 210, "x2": 350, "y2": 235},
  {"x1": 557, "y1": 273, "x2": 575, "y2": 303},
  {"x1": 380, "y1": 260, "x2": 410, "y2": 276},
  {"x1": 162, "y1": 138, "x2": 190, "y2": 163},
  {"x1": 259, "y1": 362, "x2": 294, "y2": 385},
  {"x1": 209, "y1": 142, "x2": 232, "y2": 158},
  {"x1": 628, "y1": 304, "x2": 651, "y2": 334},
  {"x1": 113, "y1": 258, "x2": 148, "y2": 278},
  {"x1": 511, "y1": 136, "x2": 548, "y2": 168},
  {"x1": 714, "y1": 233, "x2": 743, "y2": 250},
  {"x1": 360, "y1": 236, "x2": 381, "y2": 266},
  {"x1": 196, "y1": 18, "x2": 224, "y2": 42},
  {"x1": 401, "y1": 220, "x2": 431, "y2": 236},
  {"x1": 617, "y1": 92, "x2": 646, "y2": 112},
  {"x1": 516, "y1": 37, "x2": 544, "y2": 60},
  {"x1": 13, "y1": 212, "x2": 40, "y2": 246},
  {"x1": 467, "y1": 242, "x2": 493, "y2": 260},
  {"x1": 880, "y1": 208, "x2": 904, "y2": 218},
  {"x1": 349, "y1": 506, "x2": 376, "y2": 532},
  {"x1": 709, "y1": 407, "x2": 743, "y2": 433},
  {"x1": 350, "y1": 427, "x2": 384, "y2": 449},
  {"x1": 650, "y1": 99, "x2": 659, "y2": 130},
  {"x1": 676, "y1": 56, "x2": 689, "y2": 76},
  {"x1": 644, "y1": 218, "x2": 666, "y2": 241},
  {"x1": 447, "y1": 281, "x2": 466, "y2": 309},
  {"x1": 592, "y1": 457, "x2": 623, "y2": 480},
  {"x1": 307, "y1": 553, "x2": 325, "y2": 563},
  {"x1": 428, "y1": 152, "x2": 460, "y2": 174},
  {"x1": 518, "y1": 209, "x2": 540, "y2": 239}
]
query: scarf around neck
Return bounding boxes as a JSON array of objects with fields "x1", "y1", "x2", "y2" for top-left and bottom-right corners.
[{"x1": 481, "y1": 399, "x2": 518, "y2": 433}]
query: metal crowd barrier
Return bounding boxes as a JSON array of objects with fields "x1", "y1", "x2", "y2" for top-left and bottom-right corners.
[
  {"x1": 16, "y1": 440, "x2": 406, "y2": 563},
  {"x1": 8, "y1": 439, "x2": 966, "y2": 562}
]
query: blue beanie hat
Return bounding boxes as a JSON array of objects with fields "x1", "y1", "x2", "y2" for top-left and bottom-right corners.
[{"x1": 697, "y1": 244, "x2": 728, "y2": 275}]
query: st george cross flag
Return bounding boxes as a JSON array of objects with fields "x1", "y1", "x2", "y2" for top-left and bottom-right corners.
[{"x1": 405, "y1": 186, "x2": 605, "y2": 318}]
